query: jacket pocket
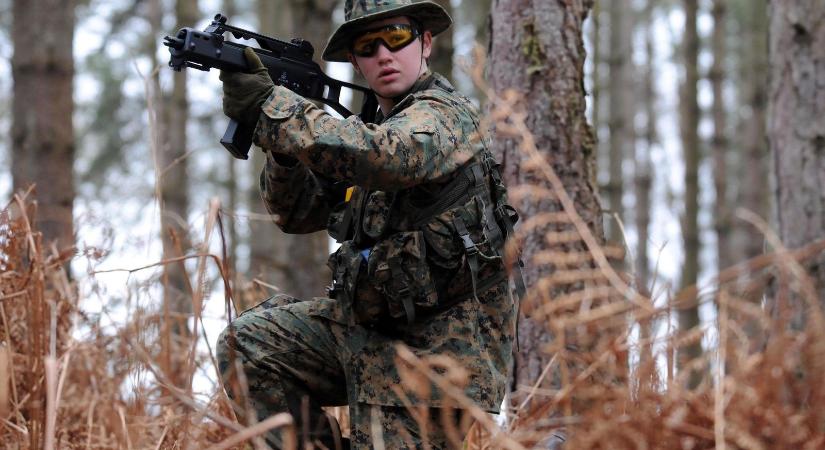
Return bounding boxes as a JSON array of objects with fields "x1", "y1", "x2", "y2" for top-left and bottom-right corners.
[
  {"x1": 367, "y1": 231, "x2": 438, "y2": 324},
  {"x1": 420, "y1": 215, "x2": 463, "y2": 270},
  {"x1": 327, "y1": 241, "x2": 364, "y2": 323}
]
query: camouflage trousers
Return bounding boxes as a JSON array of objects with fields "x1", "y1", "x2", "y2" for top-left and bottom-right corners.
[{"x1": 216, "y1": 295, "x2": 469, "y2": 449}]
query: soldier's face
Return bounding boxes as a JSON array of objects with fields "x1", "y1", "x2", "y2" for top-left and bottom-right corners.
[{"x1": 349, "y1": 16, "x2": 432, "y2": 101}]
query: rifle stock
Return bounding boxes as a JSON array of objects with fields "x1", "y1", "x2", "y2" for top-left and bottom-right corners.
[{"x1": 163, "y1": 13, "x2": 378, "y2": 159}]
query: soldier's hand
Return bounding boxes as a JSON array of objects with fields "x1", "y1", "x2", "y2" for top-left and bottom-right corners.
[{"x1": 220, "y1": 47, "x2": 275, "y2": 127}]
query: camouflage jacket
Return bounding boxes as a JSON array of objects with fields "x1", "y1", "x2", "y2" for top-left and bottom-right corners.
[{"x1": 253, "y1": 72, "x2": 515, "y2": 411}]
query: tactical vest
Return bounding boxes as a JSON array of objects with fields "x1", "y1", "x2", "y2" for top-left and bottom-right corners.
[{"x1": 325, "y1": 81, "x2": 525, "y2": 327}]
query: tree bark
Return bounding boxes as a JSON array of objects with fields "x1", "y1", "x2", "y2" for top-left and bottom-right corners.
[
  {"x1": 11, "y1": 0, "x2": 76, "y2": 262},
  {"x1": 489, "y1": 0, "x2": 600, "y2": 430},
  {"x1": 768, "y1": 0, "x2": 825, "y2": 311},
  {"x1": 678, "y1": 0, "x2": 704, "y2": 389},
  {"x1": 590, "y1": 0, "x2": 601, "y2": 158}
]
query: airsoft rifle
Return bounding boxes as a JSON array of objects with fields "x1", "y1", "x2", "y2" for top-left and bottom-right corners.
[{"x1": 163, "y1": 13, "x2": 378, "y2": 159}]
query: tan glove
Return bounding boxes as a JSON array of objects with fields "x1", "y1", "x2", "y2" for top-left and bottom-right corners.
[{"x1": 220, "y1": 47, "x2": 275, "y2": 127}]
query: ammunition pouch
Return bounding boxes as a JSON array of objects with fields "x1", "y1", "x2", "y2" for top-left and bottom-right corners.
[
  {"x1": 367, "y1": 230, "x2": 438, "y2": 325},
  {"x1": 326, "y1": 241, "x2": 364, "y2": 324},
  {"x1": 326, "y1": 153, "x2": 525, "y2": 328}
]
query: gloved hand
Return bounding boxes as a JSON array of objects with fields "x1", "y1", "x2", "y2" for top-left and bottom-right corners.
[{"x1": 220, "y1": 47, "x2": 275, "y2": 127}]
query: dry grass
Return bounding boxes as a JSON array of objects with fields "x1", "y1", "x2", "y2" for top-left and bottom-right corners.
[
  {"x1": 4, "y1": 163, "x2": 825, "y2": 450},
  {"x1": 2, "y1": 62, "x2": 825, "y2": 450},
  {"x1": 0, "y1": 191, "x2": 247, "y2": 449}
]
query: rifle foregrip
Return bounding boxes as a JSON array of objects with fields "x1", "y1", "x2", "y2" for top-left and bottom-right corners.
[{"x1": 220, "y1": 119, "x2": 255, "y2": 160}]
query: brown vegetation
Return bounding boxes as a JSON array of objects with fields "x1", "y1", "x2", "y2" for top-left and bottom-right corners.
[
  {"x1": 1, "y1": 191, "x2": 240, "y2": 449},
  {"x1": 3, "y1": 71, "x2": 825, "y2": 450}
]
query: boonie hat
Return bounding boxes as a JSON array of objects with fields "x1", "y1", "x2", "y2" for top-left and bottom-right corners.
[{"x1": 322, "y1": 0, "x2": 452, "y2": 62}]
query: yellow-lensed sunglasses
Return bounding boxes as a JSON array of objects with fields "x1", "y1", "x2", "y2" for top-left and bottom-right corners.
[{"x1": 351, "y1": 24, "x2": 421, "y2": 57}]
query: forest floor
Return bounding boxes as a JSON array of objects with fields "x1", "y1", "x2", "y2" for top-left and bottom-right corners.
[{"x1": 3, "y1": 185, "x2": 825, "y2": 449}]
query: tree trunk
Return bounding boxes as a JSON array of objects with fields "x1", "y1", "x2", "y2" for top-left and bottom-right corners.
[
  {"x1": 605, "y1": 0, "x2": 633, "y2": 245},
  {"x1": 636, "y1": 0, "x2": 655, "y2": 300},
  {"x1": 734, "y1": 1, "x2": 770, "y2": 268},
  {"x1": 678, "y1": 0, "x2": 703, "y2": 389},
  {"x1": 247, "y1": 0, "x2": 336, "y2": 301},
  {"x1": 489, "y1": 0, "x2": 600, "y2": 432},
  {"x1": 11, "y1": 0, "x2": 75, "y2": 263},
  {"x1": 768, "y1": 0, "x2": 825, "y2": 311},
  {"x1": 150, "y1": 0, "x2": 198, "y2": 390},
  {"x1": 10, "y1": 1, "x2": 74, "y2": 446},
  {"x1": 590, "y1": 0, "x2": 601, "y2": 154},
  {"x1": 635, "y1": 0, "x2": 657, "y2": 380},
  {"x1": 711, "y1": 0, "x2": 732, "y2": 272},
  {"x1": 429, "y1": 0, "x2": 454, "y2": 80}
]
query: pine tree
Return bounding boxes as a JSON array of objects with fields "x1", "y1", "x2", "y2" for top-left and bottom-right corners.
[
  {"x1": 677, "y1": 0, "x2": 703, "y2": 389},
  {"x1": 733, "y1": 0, "x2": 769, "y2": 270},
  {"x1": 768, "y1": 0, "x2": 825, "y2": 312},
  {"x1": 11, "y1": 0, "x2": 76, "y2": 263},
  {"x1": 711, "y1": 0, "x2": 732, "y2": 272},
  {"x1": 489, "y1": 0, "x2": 601, "y2": 443},
  {"x1": 635, "y1": 0, "x2": 657, "y2": 379}
]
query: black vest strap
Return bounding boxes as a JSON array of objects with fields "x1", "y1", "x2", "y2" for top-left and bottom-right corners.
[
  {"x1": 453, "y1": 213, "x2": 481, "y2": 303},
  {"x1": 407, "y1": 163, "x2": 477, "y2": 228}
]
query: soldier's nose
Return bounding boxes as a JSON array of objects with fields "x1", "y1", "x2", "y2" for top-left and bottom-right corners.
[{"x1": 375, "y1": 43, "x2": 393, "y2": 60}]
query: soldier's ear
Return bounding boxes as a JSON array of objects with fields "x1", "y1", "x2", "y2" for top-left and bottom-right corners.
[
  {"x1": 422, "y1": 31, "x2": 433, "y2": 59},
  {"x1": 348, "y1": 53, "x2": 362, "y2": 75}
]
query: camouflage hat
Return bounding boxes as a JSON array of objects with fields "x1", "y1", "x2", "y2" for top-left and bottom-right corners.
[{"x1": 322, "y1": 0, "x2": 453, "y2": 62}]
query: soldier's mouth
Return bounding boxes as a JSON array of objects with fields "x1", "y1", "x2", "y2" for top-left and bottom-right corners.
[{"x1": 378, "y1": 69, "x2": 400, "y2": 80}]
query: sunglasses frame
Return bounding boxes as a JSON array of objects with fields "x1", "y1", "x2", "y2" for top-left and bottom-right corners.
[{"x1": 350, "y1": 24, "x2": 422, "y2": 58}]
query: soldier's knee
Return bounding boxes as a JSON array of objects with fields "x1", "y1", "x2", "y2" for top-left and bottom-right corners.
[
  {"x1": 215, "y1": 324, "x2": 236, "y2": 380},
  {"x1": 216, "y1": 307, "x2": 261, "y2": 355},
  {"x1": 216, "y1": 317, "x2": 260, "y2": 376},
  {"x1": 215, "y1": 310, "x2": 287, "y2": 374}
]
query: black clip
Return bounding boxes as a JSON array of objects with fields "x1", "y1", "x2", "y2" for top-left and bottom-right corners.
[{"x1": 459, "y1": 232, "x2": 478, "y2": 255}]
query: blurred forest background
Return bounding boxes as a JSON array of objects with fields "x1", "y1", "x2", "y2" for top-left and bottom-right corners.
[{"x1": 1, "y1": 0, "x2": 825, "y2": 448}]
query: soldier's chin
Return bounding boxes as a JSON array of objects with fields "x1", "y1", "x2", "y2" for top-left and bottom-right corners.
[{"x1": 374, "y1": 83, "x2": 407, "y2": 100}]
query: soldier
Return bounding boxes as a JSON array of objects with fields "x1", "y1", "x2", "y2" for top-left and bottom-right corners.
[{"x1": 216, "y1": 1, "x2": 521, "y2": 448}]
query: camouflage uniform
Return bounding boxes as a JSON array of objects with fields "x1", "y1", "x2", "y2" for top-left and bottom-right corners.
[{"x1": 216, "y1": 3, "x2": 518, "y2": 449}]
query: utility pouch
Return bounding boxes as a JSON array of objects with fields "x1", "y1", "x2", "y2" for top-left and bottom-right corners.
[
  {"x1": 368, "y1": 231, "x2": 438, "y2": 325},
  {"x1": 362, "y1": 191, "x2": 392, "y2": 239},
  {"x1": 327, "y1": 201, "x2": 353, "y2": 243},
  {"x1": 420, "y1": 217, "x2": 463, "y2": 270},
  {"x1": 326, "y1": 241, "x2": 363, "y2": 314}
]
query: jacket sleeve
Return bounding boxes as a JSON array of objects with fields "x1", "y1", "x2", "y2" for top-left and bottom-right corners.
[
  {"x1": 253, "y1": 85, "x2": 482, "y2": 191},
  {"x1": 258, "y1": 153, "x2": 345, "y2": 234}
]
